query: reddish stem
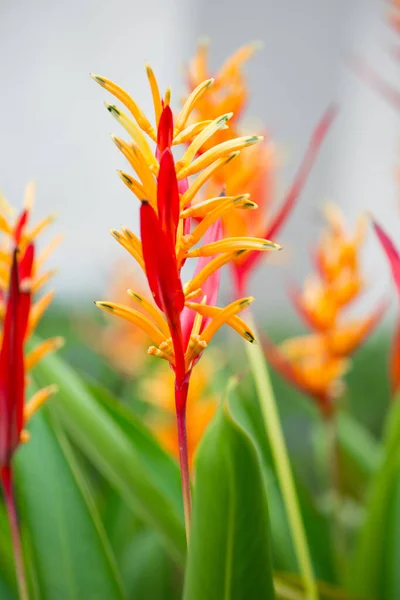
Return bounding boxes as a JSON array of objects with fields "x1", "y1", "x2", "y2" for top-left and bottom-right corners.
[
  {"x1": 1, "y1": 465, "x2": 29, "y2": 600},
  {"x1": 175, "y1": 376, "x2": 191, "y2": 543}
]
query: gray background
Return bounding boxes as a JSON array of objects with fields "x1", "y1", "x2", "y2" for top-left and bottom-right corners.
[{"x1": 0, "y1": 0, "x2": 398, "y2": 319}]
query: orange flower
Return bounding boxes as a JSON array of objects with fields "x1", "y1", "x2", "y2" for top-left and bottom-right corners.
[
  {"x1": 187, "y1": 42, "x2": 335, "y2": 294},
  {"x1": 264, "y1": 204, "x2": 385, "y2": 417},
  {"x1": 96, "y1": 261, "x2": 152, "y2": 376}
]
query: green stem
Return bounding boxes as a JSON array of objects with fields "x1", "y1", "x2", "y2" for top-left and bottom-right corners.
[
  {"x1": 245, "y1": 313, "x2": 318, "y2": 600},
  {"x1": 1, "y1": 465, "x2": 29, "y2": 600}
]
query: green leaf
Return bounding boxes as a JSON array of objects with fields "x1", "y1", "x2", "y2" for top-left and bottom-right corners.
[
  {"x1": 15, "y1": 409, "x2": 125, "y2": 600},
  {"x1": 349, "y1": 396, "x2": 400, "y2": 595},
  {"x1": 31, "y1": 349, "x2": 186, "y2": 564},
  {"x1": 183, "y1": 382, "x2": 276, "y2": 600},
  {"x1": 121, "y1": 530, "x2": 181, "y2": 599}
]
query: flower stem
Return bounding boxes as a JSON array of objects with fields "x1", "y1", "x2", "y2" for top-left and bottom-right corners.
[
  {"x1": 245, "y1": 313, "x2": 318, "y2": 600},
  {"x1": 175, "y1": 377, "x2": 191, "y2": 543},
  {"x1": 325, "y1": 415, "x2": 346, "y2": 581},
  {"x1": 1, "y1": 465, "x2": 29, "y2": 600}
]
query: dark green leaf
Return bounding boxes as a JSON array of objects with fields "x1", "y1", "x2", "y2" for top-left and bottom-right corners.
[
  {"x1": 183, "y1": 383, "x2": 276, "y2": 600},
  {"x1": 15, "y1": 409, "x2": 125, "y2": 599},
  {"x1": 31, "y1": 349, "x2": 186, "y2": 564}
]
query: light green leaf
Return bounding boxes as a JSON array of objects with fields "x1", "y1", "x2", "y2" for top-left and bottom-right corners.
[
  {"x1": 15, "y1": 409, "x2": 125, "y2": 600},
  {"x1": 31, "y1": 349, "x2": 186, "y2": 564},
  {"x1": 183, "y1": 382, "x2": 276, "y2": 600}
]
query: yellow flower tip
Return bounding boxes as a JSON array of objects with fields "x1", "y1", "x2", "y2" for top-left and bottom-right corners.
[
  {"x1": 110, "y1": 133, "x2": 122, "y2": 148},
  {"x1": 109, "y1": 228, "x2": 121, "y2": 240},
  {"x1": 117, "y1": 170, "x2": 134, "y2": 186},
  {"x1": 95, "y1": 301, "x2": 114, "y2": 313},
  {"x1": 90, "y1": 73, "x2": 106, "y2": 87},
  {"x1": 246, "y1": 135, "x2": 263, "y2": 145},
  {"x1": 206, "y1": 77, "x2": 214, "y2": 89},
  {"x1": 105, "y1": 103, "x2": 120, "y2": 117},
  {"x1": 238, "y1": 297, "x2": 255, "y2": 309}
]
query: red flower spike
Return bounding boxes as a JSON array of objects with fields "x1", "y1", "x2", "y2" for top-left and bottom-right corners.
[
  {"x1": 157, "y1": 149, "x2": 180, "y2": 246},
  {"x1": 373, "y1": 219, "x2": 400, "y2": 296},
  {"x1": 157, "y1": 105, "x2": 174, "y2": 152},
  {"x1": 0, "y1": 250, "x2": 26, "y2": 467},
  {"x1": 140, "y1": 200, "x2": 184, "y2": 330}
]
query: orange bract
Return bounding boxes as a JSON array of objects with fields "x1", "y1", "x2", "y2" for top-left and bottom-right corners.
[
  {"x1": 187, "y1": 42, "x2": 276, "y2": 249},
  {"x1": 265, "y1": 204, "x2": 385, "y2": 416}
]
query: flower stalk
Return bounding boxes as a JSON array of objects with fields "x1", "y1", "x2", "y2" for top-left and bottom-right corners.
[
  {"x1": 245, "y1": 313, "x2": 319, "y2": 600},
  {"x1": 1, "y1": 466, "x2": 29, "y2": 600}
]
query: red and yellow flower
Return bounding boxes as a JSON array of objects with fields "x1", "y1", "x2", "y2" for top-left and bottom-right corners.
[
  {"x1": 0, "y1": 185, "x2": 62, "y2": 472},
  {"x1": 91, "y1": 63, "x2": 281, "y2": 531},
  {"x1": 264, "y1": 205, "x2": 385, "y2": 417},
  {"x1": 0, "y1": 185, "x2": 62, "y2": 598}
]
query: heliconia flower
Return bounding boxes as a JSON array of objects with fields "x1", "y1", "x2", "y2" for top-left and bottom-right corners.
[
  {"x1": 187, "y1": 42, "x2": 336, "y2": 295},
  {"x1": 91, "y1": 64, "x2": 281, "y2": 535},
  {"x1": 0, "y1": 186, "x2": 62, "y2": 469},
  {"x1": 372, "y1": 218, "x2": 400, "y2": 394},
  {"x1": 264, "y1": 204, "x2": 385, "y2": 417},
  {"x1": 0, "y1": 184, "x2": 62, "y2": 598}
]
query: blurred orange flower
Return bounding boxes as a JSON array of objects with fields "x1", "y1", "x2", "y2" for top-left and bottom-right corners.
[
  {"x1": 264, "y1": 204, "x2": 385, "y2": 417},
  {"x1": 187, "y1": 42, "x2": 335, "y2": 294}
]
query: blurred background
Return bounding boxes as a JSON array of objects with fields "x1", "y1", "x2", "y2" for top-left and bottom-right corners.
[{"x1": 0, "y1": 0, "x2": 398, "y2": 314}]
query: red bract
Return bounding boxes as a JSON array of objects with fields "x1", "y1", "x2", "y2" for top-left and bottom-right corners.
[
  {"x1": 373, "y1": 218, "x2": 400, "y2": 394},
  {"x1": 234, "y1": 107, "x2": 337, "y2": 295},
  {"x1": 157, "y1": 148, "x2": 180, "y2": 246},
  {"x1": 0, "y1": 250, "x2": 27, "y2": 467},
  {"x1": 157, "y1": 104, "x2": 173, "y2": 152}
]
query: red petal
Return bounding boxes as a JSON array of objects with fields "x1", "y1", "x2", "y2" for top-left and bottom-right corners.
[
  {"x1": 0, "y1": 251, "x2": 26, "y2": 465},
  {"x1": 236, "y1": 106, "x2": 337, "y2": 286},
  {"x1": 140, "y1": 201, "x2": 184, "y2": 319},
  {"x1": 373, "y1": 219, "x2": 400, "y2": 295},
  {"x1": 157, "y1": 105, "x2": 173, "y2": 153},
  {"x1": 157, "y1": 149, "x2": 180, "y2": 246},
  {"x1": 18, "y1": 244, "x2": 35, "y2": 339},
  {"x1": 14, "y1": 210, "x2": 29, "y2": 245},
  {"x1": 140, "y1": 201, "x2": 186, "y2": 376}
]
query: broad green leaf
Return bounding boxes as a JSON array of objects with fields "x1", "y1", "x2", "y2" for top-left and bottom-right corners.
[
  {"x1": 381, "y1": 464, "x2": 400, "y2": 599},
  {"x1": 349, "y1": 395, "x2": 400, "y2": 595},
  {"x1": 31, "y1": 349, "x2": 186, "y2": 564},
  {"x1": 15, "y1": 409, "x2": 125, "y2": 600},
  {"x1": 121, "y1": 530, "x2": 181, "y2": 599},
  {"x1": 233, "y1": 380, "x2": 335, "y2": 583},
  {"x1": 183, "y1": 385, "x2": 275, "y2": 600}
]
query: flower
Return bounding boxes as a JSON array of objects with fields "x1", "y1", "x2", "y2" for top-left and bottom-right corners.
[
  {"x1": 372, "y1": 218, "x2": 400, "y2": 394},
  {"x1": 187, "y1": 42, "x2": 336, "y2": 295},
  {"x1": 264, "y1": 204, "x2": 385, "y2": 417},
  {"x1": 0, "y1": 185, "x2": 62, "y2": 470},
  {"x1": 91, "y1": 68, "x2": 281, "y2": 387},
  {"x1": 91, "y1": 63, "x2": 281, "y2": 533}
]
